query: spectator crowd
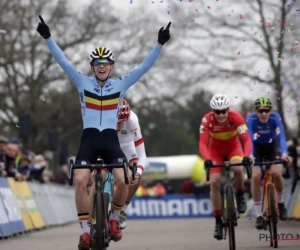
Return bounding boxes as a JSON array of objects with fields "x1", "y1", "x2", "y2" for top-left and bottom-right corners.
[{"x1": 0, "y1": 135, "x2": 70, "y2": 185}]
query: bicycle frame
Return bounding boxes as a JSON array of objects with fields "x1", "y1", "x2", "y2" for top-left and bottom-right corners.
[
  {"x1": 254, "y1": 159, "x2": 287, "y2": 248},
  {"x1": 223, "y1": 163, "x2": 238, "y2": 225},
  {"x1": 103, "y1": 173, "x2": 115, "y2": 203},
  {"x1": 103, "y1": 163, "x2": 137, "y2": 203},
  {"x1": 254, "y1": 160, "x2": 287, "y2": 218}
]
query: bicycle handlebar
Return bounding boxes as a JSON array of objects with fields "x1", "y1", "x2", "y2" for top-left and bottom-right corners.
[
  {"x1": 254, "y1": 160, "x2": 287, "y2": 168},
  {"x1": 68, "y1": 159, "x2": 134, "y2": 186},
  {"x1": 207, "y1": 162, "x2": 248, "y2": 168},
  {"x1": 205, "y1": 160, "x2": 252, "y2": 182}
]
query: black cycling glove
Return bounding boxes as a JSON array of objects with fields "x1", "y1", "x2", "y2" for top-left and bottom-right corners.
[
  {"x1": 37, "y1": 15, "x2": 51, "y2": 39},
  {"x1": 158, "y1": 22, "x2": 171, "y2": 45},
  {"x1": 242, "y1": 156, "x2": 253, "y2": 167},
  {"x1": 204, "y1": 159, "x2": 213, "y2": 169}
]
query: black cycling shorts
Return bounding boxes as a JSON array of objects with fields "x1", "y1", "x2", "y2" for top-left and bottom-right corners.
[
  {"x1": 253, "y1": 141, "x2": 282, "y2": 167},
  {"x1": 75, "y1": 128, "x2": 127, "y2": 173}
]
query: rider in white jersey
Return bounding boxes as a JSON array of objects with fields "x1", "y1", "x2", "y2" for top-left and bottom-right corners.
[{"x1": 117, "y1": 99, "x2": 146, "y2": 229}]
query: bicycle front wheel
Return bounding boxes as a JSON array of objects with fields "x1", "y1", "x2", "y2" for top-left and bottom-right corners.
[
  {"x1": 267, "y1": 184, "x2": 278, "y2": 248},
  {"x1": 225, "y1": 185, "x2": 236, "y2": 250},
  {"x1": 91, "y1": 192, "x2": 105, "y2": 250}
]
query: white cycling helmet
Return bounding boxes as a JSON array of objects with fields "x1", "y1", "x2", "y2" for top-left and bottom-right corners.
[
  {"x1": 210, "y1": 94, "x2": 230, "y2": 110},
  {"x1": 89, "y1": 47, "x2": 115, "y2": 64}
]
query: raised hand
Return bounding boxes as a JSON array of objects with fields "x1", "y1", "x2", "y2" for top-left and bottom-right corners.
[
  {"x1": 158, "y1": 22, "x2": 171, "y2": 45},
  {"x1": 37, "y1": 15, "x2": 51, "y2": 39}
]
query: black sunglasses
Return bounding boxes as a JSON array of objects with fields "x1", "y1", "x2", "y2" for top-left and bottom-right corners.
[
  {"x1": 213, "y1": 109, "x2": 228, "y2": 115},
  {"x1": 257, "y1": 109, "x2": 270, "y2": 114}
]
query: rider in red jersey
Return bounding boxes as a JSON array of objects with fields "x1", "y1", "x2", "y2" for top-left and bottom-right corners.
[{"x1": 199, "y1": 94, "x2": 252, "y2": 240}]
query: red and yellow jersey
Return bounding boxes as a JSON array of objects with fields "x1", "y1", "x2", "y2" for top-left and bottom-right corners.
[{"x1": 198, "y1": 110, "x2": 252, "y2": 160}]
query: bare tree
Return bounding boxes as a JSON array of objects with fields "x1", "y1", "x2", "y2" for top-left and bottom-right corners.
[{"x1": 172, "y1": 0, "x2": 299, "y2": 135}]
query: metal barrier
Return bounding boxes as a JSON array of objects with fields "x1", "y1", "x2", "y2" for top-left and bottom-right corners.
[{"x1": 0, "y1": 177, "x2": 77, "y2": 238}]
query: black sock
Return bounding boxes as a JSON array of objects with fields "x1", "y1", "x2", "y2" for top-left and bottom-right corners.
[
  {"x1": 237, "y1": 190, "x2": 244, "y2": 196},
  {"x1": 215, "y1": 215, "x2": 222, "y2": 224}
]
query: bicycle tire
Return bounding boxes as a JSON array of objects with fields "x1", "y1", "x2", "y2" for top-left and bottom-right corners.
[
  {"x1": 102, "y1": 193, "x2": 110, "y2": 250},
  {"x1": 267, "y1": 184, "x2": 278, "y2": 248},
  {"x1": 225, "y1": 185, "x2": 236, "y2": 250},
  {"x1": 91, "y1": 192, "x2": 105, "y2": 250}
]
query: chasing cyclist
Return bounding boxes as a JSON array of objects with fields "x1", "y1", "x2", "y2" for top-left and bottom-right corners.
[
  {"x1": 116, "y1": 99, "x2": 147, "y2": 230},
  {"x1": 37, "y1": 15, "x2": 171, "y2": 250},
  {"x1": 246, "y1": 97, "x2": 290, "y2": 230},
  {"x1": 199, "y1": 94, "x2": 252, "y2": 240}
]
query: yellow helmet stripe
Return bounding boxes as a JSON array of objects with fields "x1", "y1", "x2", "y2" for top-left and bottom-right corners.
[{"x1": 97, "y1": 47, "x2": 104, "y2": 57}]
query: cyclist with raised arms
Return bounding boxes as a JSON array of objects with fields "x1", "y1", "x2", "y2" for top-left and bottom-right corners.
[
  {"x1": 199, "y1": 94, "x2": 252, "y2": 240},
  {"x1": 246, "y1": 97, "x2": 290, "y2": 230},
  {"x1": 115, "y1": 99, "x2": 146, "y2": 230},
  {"x1": 37, "y1": 15, "x2": 171, "y2": 250}
]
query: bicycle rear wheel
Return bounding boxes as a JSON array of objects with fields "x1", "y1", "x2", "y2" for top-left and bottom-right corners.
[
  {"x1": 225, "y1": 185, "x2": 236, "y2": 250},
  {"x1": 91, "y1": 192, "x2": 105, "y2": 250},
  {"x1": 267, "y1": 184, "x2": 278, "y2": 248}
]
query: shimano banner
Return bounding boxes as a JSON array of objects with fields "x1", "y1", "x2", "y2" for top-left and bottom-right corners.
[{"x1": 126, "y1": 195, "x2": 213, "y2": 219}]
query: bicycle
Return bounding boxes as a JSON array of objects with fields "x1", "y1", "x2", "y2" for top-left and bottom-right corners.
[
  {"x1": 253, "y1": 159, "x2": 287, "y2": 249},
  {"x1": 69, "y1": 157, "x2": 137, "y2": 250},
  {"x1": 204, "y1": 158, "x2": 252, "y2": 250}
]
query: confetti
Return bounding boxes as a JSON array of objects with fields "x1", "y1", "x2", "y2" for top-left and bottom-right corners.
[
  {"x1": 248, "y1": 217, "x2": 252, "y2": 220},
  {"x1": 189, "y1": 0, "x2": 194, "y2": 2},
  {"x1": 269, "y1": 138, "x2": 273, "y2": 143},
  {"x1": 286, "y1": 108, "x2": 292, "y2": 113},
  {"x1": 240, "y1": 15, "x2": 243, "y2": 19},
  {"x1": 237, "y1": 51, "x2": 241, "y2": 55},
  {"x1": 0, "y1": 29, "x2": 7, "y2": 34},
  {"x1": 16, "y1": 124, "x2": 20, "y2": 128},
  {"x1": 207, "y1": 6, "x2": 210, "y2": 9},
  {"x1": 130, "y1": 0, "x2": 133, "y2": 3}
]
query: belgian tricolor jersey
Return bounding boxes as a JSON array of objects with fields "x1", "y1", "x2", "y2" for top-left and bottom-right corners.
[{"x1": 46, "y1": 38, "x2": 162, "y2": 131}]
